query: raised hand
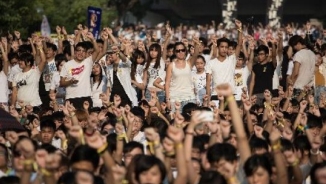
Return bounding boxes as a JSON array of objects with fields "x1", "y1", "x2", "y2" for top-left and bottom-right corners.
[
  {"x1": 216, "y1": 83, "x2": 233, "y2": 97},
  {"x1": 86, "y1": 133, "x2": 106, "y2": 149},
  {"x1": 56, "y1": 26, "x2": 62, "y2": 34},
  {"x1": 234, "y1": 19, "x2": 242, "y2": 29},
  {"x1": 86, "y1": 32, "x2": 94, "y2": 40},
  {"x1": 14, "y1": 31, "x2": 21, "y2": 39},
  {"x1": 167, "y1": 126, "x2": 184, "y2": 143}
]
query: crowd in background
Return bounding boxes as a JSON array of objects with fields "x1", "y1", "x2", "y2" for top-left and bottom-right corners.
[{"x1": 0, "y1": 18, "x2": 325, "y2": 184}]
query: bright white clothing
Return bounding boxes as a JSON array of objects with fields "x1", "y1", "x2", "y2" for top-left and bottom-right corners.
[
  {"x1": 292, "y1": 49, "x2": 315, "y2": 89},
  {"x1": 12, "y1": 67, "x2": 42, "y2": 107},
  {"x1": 272, "y1": 55, "x2": 283, "y2": 89},
  {"x1": 192, "y1": 71, "x2": 206, "y2": 104},
  {"x1": 234, "y1": 66, "x2": 250, "y2": 101},
  {"x1": 287, "y1": 61, "x2": 294, "y2": 76},
  {"x1": 106, "y1": 59, "x2": 138, "y2": 106},
  {"x1": 91, "y1": 77, "x2": 109, "y2": 107},
  {"x1": 145, "y1": 58, "x2": 165, "y2": 90},
  {"x1": 43, "y1": 59, "x2": 57, "y2": 91},
  {"x1": 7, "y1": 64, "x2": 22, "y2": 82},
  {"x1": 169, "y1": 61, "x2": 195, "y2": 102},
  {"x1": 50, "y1": 71, "x2": 60, "y2": 90},
  {"x1": 0, "y1": 71, "x2": 9, "y2": 103},
  {"x1": 60, "y1": 56, "x2": 93, "y2": 99},
  {"x1": 206, "y1": 54, "x2": 237, "y2": 95}
]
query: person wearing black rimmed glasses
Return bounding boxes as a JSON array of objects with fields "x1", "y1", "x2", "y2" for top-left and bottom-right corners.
[
  {"x1": 165, "y1": 39, "x2": 200, "y2": 112},
  {"x1": 59, "y1": 32, "x2": 101, "y2": 110}
]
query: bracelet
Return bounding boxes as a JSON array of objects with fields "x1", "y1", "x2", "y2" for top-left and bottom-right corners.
[
  {"x1": 290, "y1": 159, "x2": 299, "y2": 167},
  {"x1": 61, "y1": 139, "x2": 68, "y2": 150},
  {"x1": 117, "y1": 116, "x2": 123, "y2": 122},
  {"x1": 297, "y1": 125, "x2": 304, "y2": 132},
  {"x1": 271, "y1": 139, "x2": 282, "y2": 151},
  {"x1": 174, "y1": 142, "x2": 183, "y2": 149},
  {"x1": 237, "y1": 29, "x2": 242, "y2": 33},
  {"x1": 122, "y1": 179, "x2": 129, "y2": 184},
  {"x1": 117, "y1": 133, "x2": 128, "y2": 143},
  {"x1": 40, "y1": 168, "x2": 52, "y2": 176},
  {"x1": 226, "y1": 96, "x2": 235, "y2": 103},
  {"x1": 97, "y1": 142, "x2": 108, "y2": 155},
  {"x1": 227, "y1": 176, "x2": 239, "y2": 184},
  {"x1": 164, "y1": 151, "x2": 175, "y2": 157},
  {"x1": 310, "y1": 149, "x2": 320, "y2": 155},
  {"x1": 69, "y1": 112, "x2": 76, "y2": 118}
]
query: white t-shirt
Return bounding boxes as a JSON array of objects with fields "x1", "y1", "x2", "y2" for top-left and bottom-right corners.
[
  {"x1": 287, "y1": 61, "x2": 294, "y2": 75},
  {"x1": 0, "y1": 71, "x2": 8, "y2": 103},
  {"x1": 50, "y1": 71, "x2": 60, "y2": 90},
  {"x1": 292, "y1": 49, "x2": 315, "y2": 89},
  {"x1": 91, "y1": 77, "x2": 109, "y2": 107},
  {"x1": 7, "y1": 64, "x2": 22, "y2": 82},
  {"x1": 146, "y1": 58, "x2": 165, "y2": 90},
  {"x1": 206, "y1": 55, "x2": 237, "y2": 95},
  {"x1": 42, "y1": 59, "x2": 57, "y2": 91},
  {"x1": 12, "y1": 67, "x2": 42, "y2": 107},
  {"x1": 234, "y1": 67, "x2": 250, "y2": 101},
  {"x1": 192, "y1": 71, "x2": 206, "y2": 104},
  {"x1": 60, "y1": 56, "x2": 93, "y2": 99}
]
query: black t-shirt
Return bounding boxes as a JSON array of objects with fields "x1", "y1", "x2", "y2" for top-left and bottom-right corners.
[
  {"x1": 252, "y1": 62, "x2": 275, "y2": 94},
  {"x1": 110, "y1": 69, "x2": 131, "y2": 105}
]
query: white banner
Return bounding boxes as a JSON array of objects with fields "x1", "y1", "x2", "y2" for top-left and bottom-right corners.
[{"x1": 41, "y1": 15, "x2": 51, "y2": 37}]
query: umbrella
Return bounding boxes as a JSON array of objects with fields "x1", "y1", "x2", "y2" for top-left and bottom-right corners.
[{"x1": 0, "y1": 108, "x2": 25, "y2": 132}]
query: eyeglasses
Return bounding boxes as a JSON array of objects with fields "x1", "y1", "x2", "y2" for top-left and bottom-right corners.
[
  {"x1": 13, "y1": 150, "x2": 21, "y2": 157},
  {"x1": 175, "y1": 49, "x2": 186, "y2": 53}
]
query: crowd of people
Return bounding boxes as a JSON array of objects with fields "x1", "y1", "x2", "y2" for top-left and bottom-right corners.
[{"x1": 0, "y1": 18, "x2": 325, "y2": 184}]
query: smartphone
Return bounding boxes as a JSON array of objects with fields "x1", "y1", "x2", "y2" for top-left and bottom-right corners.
[{"x1": 199, "y1": 111, "x2": 214, "y2": 122}]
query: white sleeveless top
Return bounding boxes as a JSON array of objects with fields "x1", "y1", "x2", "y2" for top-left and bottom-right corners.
[{"x1": 169, "y1": 61, "x2": 195, "y2": 101}]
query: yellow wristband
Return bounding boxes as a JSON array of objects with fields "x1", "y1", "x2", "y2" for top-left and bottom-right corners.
[
  {"x1": 97, "y1": 142, "x2": 108, "y2": 155},
  {"x1": 174, "y1": 142, "x2": 183, "y2": 150}
]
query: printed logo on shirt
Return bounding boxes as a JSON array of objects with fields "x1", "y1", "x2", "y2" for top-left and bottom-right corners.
[
  {"x1": 71, "y1": 65, "x2": 85, "y2": 76},
  {"x1": 234, "y1": 72, "x2": 243, "y2": 86}
]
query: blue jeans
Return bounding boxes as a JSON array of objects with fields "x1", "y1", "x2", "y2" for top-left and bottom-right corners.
[
  {"x1": 145, "y1": 90, "x2": 166, "y2": 103},
  {"x1": 171, "y1": 99, "x2": 196, "y2": 113},
  {"x1": 315, "y1": 86, "x2": 326, "y2": 104}
]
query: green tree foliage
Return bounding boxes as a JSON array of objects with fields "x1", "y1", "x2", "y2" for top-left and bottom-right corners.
[{"x1": 0, "y1": 0, "x2": 117, "y2": 37}]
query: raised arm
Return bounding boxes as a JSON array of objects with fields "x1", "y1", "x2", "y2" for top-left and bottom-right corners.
[
  {"x1": 56, "y1": 26, "x2": 64, "y2": 54},
  {"x1": 234, "y1": 19, "x2": 243, "y2": 57},
  {"x1": 162, "y1": 24, "x2": 172, "y2": 61},
  {"x1": 216, "y1": 84, "x2": 251, "y2": 164},
  {"x1": 86, "y1": 32, "x2": 100, "y2": 62},
  {"x1": 189, "y1": 37, "x2": 200, "y2": 67},
  {"x1": 0, "y1": 43, "x2": 9, "y2": 75},
  {"x1": 35, "y1": 39, "x2": 46, "y2": 72}
]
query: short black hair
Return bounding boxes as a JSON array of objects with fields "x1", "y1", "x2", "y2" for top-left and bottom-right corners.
[
  {"x1": 19, "y1": 52, "x2": 34, "y2": 66},
  {"x1": 206, "y1": 143, "x2": 237, "y2": 164},
  {"x1": 70, "y1": 145, "x2": 99, "y2": 171},
  {"x1": 289, "y1": 35, "x2": 306, "y2": 48},
  {"x1": 217, "y1": 37, "x2": 230, "y2": 47},
  {"x1": 244, "y1": 154, "x2": 272, "y2": 177},
  {"x1": 46, "y1": 42, "x2": 58, "y2": 52},
  {"x1": 134, "y1": 155, "x2": 166, "y2": 183},
  {"x1": 256, "y1": 45, "x2": 269, "y2": 54},
  {"x1": 198, "y1": 171, "x2": 227, "y2": 184},
  {"x1": 307, "y1": 113, "x2": 323, "y2": 129},
  {"x1": 123, "y1": 141, "x2": 144, "y2": 154},
  {"x1": 249, "y1": 137, "x2": 269, "y2": 153},
  {"x1": 40, "y1": 118, "x2": 56, "y2": 132},
  {"x1": 293, "y1": 135, "x2": 311, "y2": 154}
]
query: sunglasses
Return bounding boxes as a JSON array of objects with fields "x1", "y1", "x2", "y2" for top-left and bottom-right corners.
[
  {"x1": 175, "y1": 49, "x2": 186, "y2": 53},
  {"x1": 13, "y1": 150, "x2": 21, "y2": 157}
]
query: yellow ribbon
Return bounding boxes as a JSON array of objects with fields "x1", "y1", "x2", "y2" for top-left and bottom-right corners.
[{"x1": 117, "y1": 133, "x2": 129, "y2": 143}]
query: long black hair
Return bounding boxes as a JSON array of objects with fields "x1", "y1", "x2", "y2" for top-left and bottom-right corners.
[
  {"x1": 145, "y1": 43, "x2": 162, "y2": 70},
  {"x1": 131, "y1": 49, "x2": 145, "y2": 81},
  {"x1": 90, "y1": 62, "x2": 103, "y2": 89}
]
